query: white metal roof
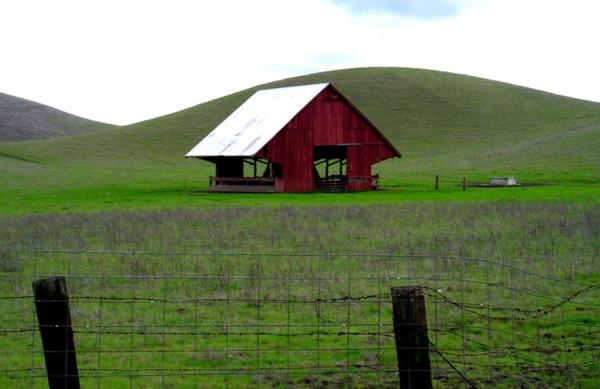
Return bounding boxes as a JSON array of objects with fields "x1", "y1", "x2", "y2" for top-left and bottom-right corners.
[{"x1": 185, "y1": 83, "x2": 329, "y2": 157}]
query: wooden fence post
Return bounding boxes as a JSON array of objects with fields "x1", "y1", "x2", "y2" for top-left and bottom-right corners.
[
  {"x1": 391, "y1": 286, "x2": 432, "y2": 389},
  {"x1": 435, "y1": 175, "x2": 439, "y2": 191},
  {"x1": 463, "y1": 176, "x2": 466, "y2": 191},
  {"x1": 33, "y1": 277, "x2": 81, "y2": 389}
]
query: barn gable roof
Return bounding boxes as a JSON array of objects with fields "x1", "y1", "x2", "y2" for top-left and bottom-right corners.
[
  {"x1": 186, "y1": 83, "x2": 329, "y2": 157},
  {"x1": 185, "y1": 82, "x2": 400, "y2": 158}
]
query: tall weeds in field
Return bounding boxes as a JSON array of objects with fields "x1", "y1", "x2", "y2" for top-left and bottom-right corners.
[
  {"x1": 1, "y1": 203, "x2": 599, "y2": 388},
  {"x1": 1, "y1": 203, "x2": 598, "y2": 278}
]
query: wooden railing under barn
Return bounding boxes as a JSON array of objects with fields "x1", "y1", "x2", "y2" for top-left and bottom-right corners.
[
  {"x1": 347, "y1": 174, "x2": 380, "y2": 191},
  {"x1": 314, "y1": 175, "x2": 380, "y2": 192},
  {"x1": 208, "y1": 177, "x2": 281, "y2": 192},
  {"x1": 209, "y1": 175, "x2": 379, "y2": 193},
  {"x1": 314, "y1": 175, "x2": 348, "y2": 192}
]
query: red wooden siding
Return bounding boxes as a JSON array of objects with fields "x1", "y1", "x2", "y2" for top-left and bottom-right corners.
[{"x1": 256, "y1": 86, "x2": 398, "y2": 192}]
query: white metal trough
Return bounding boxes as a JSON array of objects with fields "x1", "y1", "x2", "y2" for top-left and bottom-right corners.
[{"x1": 489, "y1": 177, "x2": 517, "y2": 186}]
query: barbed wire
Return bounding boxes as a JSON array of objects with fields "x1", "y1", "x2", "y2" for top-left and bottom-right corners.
[
  {"x1": 0, "y1": 250, "x2": 597, "y2": 387},
  {"x1": 27, "y1": 249, "x2": 599, "y2": 287}
]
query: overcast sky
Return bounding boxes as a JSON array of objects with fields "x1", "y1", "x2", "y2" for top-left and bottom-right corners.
[{"x1": 1, "y1": 0, "x2": 599, "y2": 125}]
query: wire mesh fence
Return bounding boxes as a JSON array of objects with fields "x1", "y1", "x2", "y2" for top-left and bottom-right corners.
[{"x1": 0, "y1": 250, "x2": 598, "y2": 388}]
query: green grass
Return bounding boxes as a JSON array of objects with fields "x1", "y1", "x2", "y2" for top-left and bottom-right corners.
[
  {"x1": 1, "y1": 67, "x2": 599, "y2": 387},
  {"x1": 1, "y1": 67, "x2": 600, "y2": 214},
  {"x1": 1, "y1": 203, "x2": 599, "y2": 387}
]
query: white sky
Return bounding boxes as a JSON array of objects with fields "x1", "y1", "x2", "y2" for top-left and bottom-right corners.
[{"x1": 1, "y1": 0, "x2": 599, "y2": 125}]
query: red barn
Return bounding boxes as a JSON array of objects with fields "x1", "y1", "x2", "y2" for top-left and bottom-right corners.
[{"x1": 186, "y1": 83, "x2": 400, "y2": 192}]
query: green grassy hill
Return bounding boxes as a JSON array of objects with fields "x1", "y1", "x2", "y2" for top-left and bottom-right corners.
[
  {"x1": 1, "y1": 67, "x2": 600, "y2": 213},
  {"x1": 0, "y1": 92, "x2": 113, "y2": 141}
]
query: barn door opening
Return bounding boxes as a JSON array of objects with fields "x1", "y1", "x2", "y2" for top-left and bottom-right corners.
[{"x1": 313, "y1": 145, "x2": 348, "y2": 192}]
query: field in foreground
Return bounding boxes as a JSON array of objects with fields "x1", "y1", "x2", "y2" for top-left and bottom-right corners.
[{"x1": 1, "y1": 203, "x2": 599, "y2": 388}]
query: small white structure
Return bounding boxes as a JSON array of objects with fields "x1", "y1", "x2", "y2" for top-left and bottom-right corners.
[{"x1": 489, "y1": 177, "x2": 517, "y2": 186}]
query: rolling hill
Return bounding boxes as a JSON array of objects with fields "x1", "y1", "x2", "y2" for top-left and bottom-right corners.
[
  {"x1": 1, "y1": 67, "x2": 600, "y2": 212},
  {"x1": 0, "y1": 92, "x2": 113, "y2": 141}
]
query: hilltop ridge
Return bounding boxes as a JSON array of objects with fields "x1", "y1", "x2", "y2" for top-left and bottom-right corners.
[{"x1": 0, "y1": 92, "x2": 113, "y2": 141}]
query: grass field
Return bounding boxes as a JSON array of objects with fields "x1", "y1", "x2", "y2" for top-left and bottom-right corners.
[
  {"x1": 1, "y1": 203, "x2": 599, "y2": 387},
  {"x1": 1, "y1": 67, "x2": 599, "y2": 387},
  {"x1": 1, "y1": 67, "x2": 599, "y2": 213}
]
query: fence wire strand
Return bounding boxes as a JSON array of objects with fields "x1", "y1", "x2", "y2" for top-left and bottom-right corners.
[{"x1": 0, "y1": 250, "x2": 598, "y2": 388}]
